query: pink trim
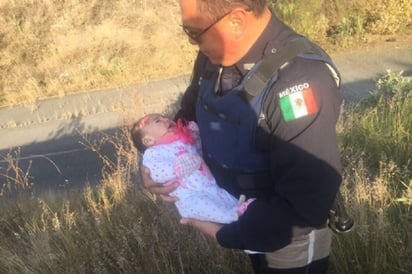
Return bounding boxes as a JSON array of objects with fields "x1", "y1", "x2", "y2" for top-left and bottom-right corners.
[
  {"x1": 236, "y1": 198, "x2": 256, "y2": 216},
  {"x1": 155, "y1": 119, "x2": 195, "y2": 146}
]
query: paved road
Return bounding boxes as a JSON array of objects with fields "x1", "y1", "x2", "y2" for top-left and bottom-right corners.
[
  {"x1": 0, "y1": 76, "x2": 190, "y2": 189},
  {"x1": 0, "y1": 43, "x2": 411, "y2": 190}
]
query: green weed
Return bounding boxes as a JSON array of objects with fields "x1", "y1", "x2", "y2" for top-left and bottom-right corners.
[{"x1": 331, "y1": 71, "x2": 412, "y2": 273}]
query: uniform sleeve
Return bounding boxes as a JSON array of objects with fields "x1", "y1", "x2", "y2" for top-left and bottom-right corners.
[{"x1": 216, "y1": 58, "x2": 343, "y2": 252}]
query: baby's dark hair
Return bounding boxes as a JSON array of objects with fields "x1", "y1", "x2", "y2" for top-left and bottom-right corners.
[{"x1": 130, "y1": 116, "x2": 150, "y2": 153}]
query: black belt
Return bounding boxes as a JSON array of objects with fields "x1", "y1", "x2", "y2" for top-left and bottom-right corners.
[{"x1": 237, "y1": 172, "x2": 273, "y2": 197}]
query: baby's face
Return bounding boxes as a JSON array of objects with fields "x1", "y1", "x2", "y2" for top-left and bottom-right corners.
[{"x1": 142, "y1": 114, "x2": 176, "y2": 143}]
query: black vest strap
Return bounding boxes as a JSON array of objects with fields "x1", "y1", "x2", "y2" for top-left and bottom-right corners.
[{"x1": 243, "y1": 38, "x2": 327, "y2": 98}]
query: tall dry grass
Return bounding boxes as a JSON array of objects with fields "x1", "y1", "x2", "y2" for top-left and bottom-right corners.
[
  {"x1": 272, "y1": 0, "x2": 412, "y2": 47},
  {"x1": 0, "y1": 0, "x2": 196, "y2": 106}
]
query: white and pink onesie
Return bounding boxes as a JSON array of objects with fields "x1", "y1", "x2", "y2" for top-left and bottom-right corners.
[{"x1": 142, "y1": 120, "x2": 249, "y2": 223}]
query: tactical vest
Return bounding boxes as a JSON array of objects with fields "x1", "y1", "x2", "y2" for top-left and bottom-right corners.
[{"x1": 196, "y1": 38, "x2": 341, "y2": 197}]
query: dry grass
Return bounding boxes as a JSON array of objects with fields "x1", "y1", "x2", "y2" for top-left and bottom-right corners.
[
  {"x1": 329, "y1": 71, "x2": 412, "y2": 274},
  {"x1": 272, "y1": 0, "x2": 412, "y2": 49},
  {"x1": 0, "y1": 0, "x2": 196, "y2": 106}
]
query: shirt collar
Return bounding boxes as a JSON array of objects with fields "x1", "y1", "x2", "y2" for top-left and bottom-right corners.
[{"x1": 231, "y1": 11, "x2": 282, "y2": 77}]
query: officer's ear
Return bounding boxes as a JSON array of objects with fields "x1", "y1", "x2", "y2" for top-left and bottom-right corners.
[{"x1": 227, "y1": 7, "x2": 248, "y2": 37}]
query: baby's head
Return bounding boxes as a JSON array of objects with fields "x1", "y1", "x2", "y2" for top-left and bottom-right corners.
[{"x1": 131, "y1": 113, "x2": 176, "y2": 152}]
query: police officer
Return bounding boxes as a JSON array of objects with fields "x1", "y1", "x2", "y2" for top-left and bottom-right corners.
[{"x1": 142, "y1": 1, "x2": 343, "y2": 273}]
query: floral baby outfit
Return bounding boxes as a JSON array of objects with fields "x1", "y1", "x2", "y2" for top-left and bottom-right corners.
[{"x1": 142, "y1": 120, "x2": 241, "y2": 223}]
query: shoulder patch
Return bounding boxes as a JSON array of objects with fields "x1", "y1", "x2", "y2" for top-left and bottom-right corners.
[{"x1": 279, "y1": 84, "x2": 318, "y2": 122}]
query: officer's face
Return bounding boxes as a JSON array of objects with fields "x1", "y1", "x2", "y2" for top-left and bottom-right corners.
[{"x1": 179, "y1": 0, "x2": 238, "y2": 66}]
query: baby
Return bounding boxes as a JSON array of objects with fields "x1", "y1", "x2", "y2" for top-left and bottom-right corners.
[{"x1": 131, "y1": 113, "x2": 254, "y2": 223}]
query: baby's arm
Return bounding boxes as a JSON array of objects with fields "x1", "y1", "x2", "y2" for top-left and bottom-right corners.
[
  {"x1": 174, "y1": 151, "x2": 201, "y2": 178},
  {"x1": 143, "y1": 145, "x2": 201, "y2": 183},
  {"x1": 142, "y1": 147, "x2": 177, "y2": 183}
]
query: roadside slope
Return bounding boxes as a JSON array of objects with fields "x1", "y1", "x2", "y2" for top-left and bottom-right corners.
[{"x1": 0, "y1": 42, "x2": 411, "y2": 151}]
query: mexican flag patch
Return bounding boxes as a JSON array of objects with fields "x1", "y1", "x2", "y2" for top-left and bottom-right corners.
[{"x1": 279, "y1": 87, "x2": 318, "y2": 122}]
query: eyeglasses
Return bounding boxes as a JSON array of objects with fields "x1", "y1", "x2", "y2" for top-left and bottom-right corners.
[{"x1": 182, "y1": 10, "x2": 231, "y2": 42}]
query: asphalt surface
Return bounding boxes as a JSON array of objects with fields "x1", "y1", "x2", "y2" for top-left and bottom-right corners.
[
  {"x1": 0, "y1": 75, "x2": 190, "y2": 189},
  {"x1": 0, "y1": 42, "x2": 411, "y2": 190}
]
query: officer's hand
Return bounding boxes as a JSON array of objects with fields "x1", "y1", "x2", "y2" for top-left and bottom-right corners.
[
  {"x1": 180, "y1": 218, "x2": 223, "y2": 241},
  {"x1": 141, "y1": 166, "x2": 179, "y2": 203}
]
